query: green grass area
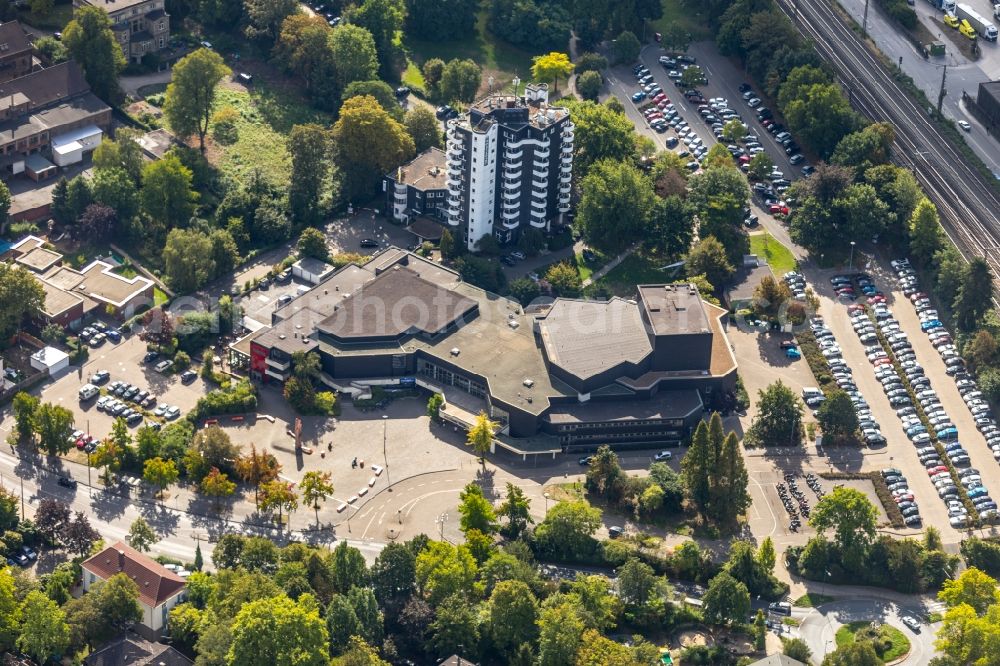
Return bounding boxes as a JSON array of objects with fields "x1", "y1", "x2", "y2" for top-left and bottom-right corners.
[
  {"x1": 16, "y1": 4, "x2": 73, "y2": 31},
  {"x1": 546, "y1": 481, "x2": 585, "y2": 502},
  {"x1": 835, "y1": 621, "x2": 911, "y2": 662},
  {"x1": 585, "y1": 253, "x2": 673, "y2": 296},
  {"x1": 782, "y1": 617, "x2": 801, "y2": 627},
  {"x1": 403, "y1": 9, "x2": 537, "y2": 97},
  {"x1": 651, "y1": 0, "x2": 714, "y2": 43},
  {"x1": 114, "y1": 265, "x2": 139, "y2": 279},
  {"x1": 207, "y1": 87, "x2": 333, "y2": 186},
  {"x1": 749, "y1": 232, "x2": 797, "y2": 276},
  {"x1": 153, "y1": 287, "x2": 170, "y2": 306},
  {"x1": 793, "y1": 593, "x2": 835, "y2": 607},
  {"x1": 401, "y1": 60, "x2": 427, "y2": 96}
]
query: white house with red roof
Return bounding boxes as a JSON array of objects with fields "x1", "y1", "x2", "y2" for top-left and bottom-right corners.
[{"x1": 81, "y1": 541, "x2": 187, "y2": 637}]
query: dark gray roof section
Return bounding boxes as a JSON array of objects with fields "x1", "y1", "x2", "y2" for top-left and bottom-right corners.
[
  {"x1": 317, "y1": 265, "x2": 478, "y2": 340},
  {"x1": 0, "y1": 61, "x2": 91, "y2": 110},
  {"x1": 747, "y1": 656, "x2": 806, "y2": 666},
  {"x1": 537, "y1": 297, "x2": 651, "y2": 381},
  {"x1": 0, "y1": 22, "x2": 33, "y2": 57},
  {"x1": 544, "y1": 389, "x2": 703, "y2": 424},
  {"x1": 395, "y1": 147, "x2": 448, "y2": 190},
  {"x1": 638, "y1": 283, "x2": 711, "y2": 336},
  {"x1": 84, "y1": 635, "x2": 193, "y2": 666}
]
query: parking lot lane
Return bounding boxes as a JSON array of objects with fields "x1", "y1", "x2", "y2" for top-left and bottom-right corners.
[
  {"x1": 807, "y1": 270, "x2": 959, "y2": 538},
  {"x1": 889, "y1": 280, "x2": 1000, "y2": 511}
]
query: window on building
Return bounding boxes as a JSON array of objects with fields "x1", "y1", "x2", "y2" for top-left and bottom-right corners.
[{"x1": 159, "y1": 37, "x2": 164, "y2": 48}]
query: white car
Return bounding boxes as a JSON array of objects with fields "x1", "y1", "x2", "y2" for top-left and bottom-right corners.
[
  {"x1": 654, "y1": 451, "x2": 673, "y2": 461},
  {"x1": 958, "y1": 120, "x2": 971, "y2": 131}
]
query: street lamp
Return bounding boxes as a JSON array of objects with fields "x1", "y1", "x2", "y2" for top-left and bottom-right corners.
[
  {"x1": 848, "y1": 241, "x2": 857, "y2": 270},
  {"x1": 436, "y1": 512, "x2": 448, "y2": 540},
  {"x1": 382, "y1": 415, "x2": 391, "y2": 491},
  {"x1": 543, "y1": 492, "x2": 550, "y2": 513}
]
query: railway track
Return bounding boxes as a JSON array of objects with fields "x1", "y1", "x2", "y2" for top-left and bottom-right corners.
[{"x1": 776, "y1": 0, "x2": 1000, "y2": 282}]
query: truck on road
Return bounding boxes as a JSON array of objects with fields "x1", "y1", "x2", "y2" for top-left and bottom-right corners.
[
  {"x1": 957, "y1": 3, "x2": 998, "y2": 40},
  {"x1": 930, "y1": 0, "x2": 957, "y2": 12}
]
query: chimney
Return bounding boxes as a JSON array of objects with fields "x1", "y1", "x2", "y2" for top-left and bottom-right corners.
[{"x1": 118, "y1": 549, "x2": 125, "y2": 571}]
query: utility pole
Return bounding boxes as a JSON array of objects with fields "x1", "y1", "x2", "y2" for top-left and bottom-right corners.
[
  {"x1": 20, "y1": 476, "x2": 24, "y2": 520},
  {"x1": 937, "y1": 65, "x2": 948, "y2": 116},
  {"x1": 382, "y1": 415, "x2": 391, "y2": 491},
  {"x1": 862, "y1": 0, "x2": 870, "y2": 38}
]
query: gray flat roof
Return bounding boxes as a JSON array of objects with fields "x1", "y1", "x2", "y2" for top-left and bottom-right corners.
[
  {"x1": 395, "y1": 148, "x2": 448, "y2": 190},
  {"x1": 544, "y1": 389, "x2": 703, "y2": 424},
  {"x1": 638, "y1": 283, "x2": 711, "y2": 336},
  {"x1": 537, "y1": 297, "x2": 651, "y2": 381}
]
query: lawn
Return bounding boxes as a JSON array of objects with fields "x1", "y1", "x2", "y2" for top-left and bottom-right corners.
[
  {"x1": 207, "y1": 87, "x2": 333, "y2": 187},
  {"x1": 402, "y1": 9, "x2": 537, "y2": 98},
  {"x1": 153, "y1": 287, "x2": 170, "y2": 306},
  {"x1": 585, "y1": 252, "x2": 676, "y2": 296},
  {"x1": 749, "y1": 232, "x2": 797, "y2": 276},
  {"x1": 650, "y1": 0, "x2": 715, "y2": 44},
  {"x1": 793, "y1": 593, "x2": 835, "y2": 607},
  {"x1": 835, "y1": 621, "x2": 911, "y2": 662}
]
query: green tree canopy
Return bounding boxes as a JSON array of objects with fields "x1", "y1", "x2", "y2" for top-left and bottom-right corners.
[
  {"x1": 164, "y1": 48, "x2": 230, "y2": 151},
  {"x1": 63, "y1": 6, "x2": 125, "y2": 102}
]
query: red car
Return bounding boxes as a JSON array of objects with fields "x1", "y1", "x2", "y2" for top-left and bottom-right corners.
[
  {"x1": 768, "y1": 204, "x2": 790, "y2": 216},
  {"x1": 927, "y1": 465, "x2": 949, "y2": 475},
  {"x1": 893, "y1": 494, "x2": 915, "y2": 503},
  {"x1": 869, "y1": 295, "x2": 887, "y2": 304},
  {"x1": 873, "y1": 357, "x2": 893, "y2": 367},
  {"x1": 909, "y1": 292, "x2": 928, "y2": 302},
  {"x1": 653, "y1": 93, "x2": 667, "y2": 103},
  {"x1": 739, "y1": 155, "x2": 751, "y2": 164}
]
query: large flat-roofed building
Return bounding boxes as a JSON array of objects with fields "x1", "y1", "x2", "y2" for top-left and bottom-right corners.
[
  {"x1": 74, "y1": 0, "x2": 171, "y2": 64},
  {"x1": 233, "y1": 248, "x2": 738, "y2": 452}
]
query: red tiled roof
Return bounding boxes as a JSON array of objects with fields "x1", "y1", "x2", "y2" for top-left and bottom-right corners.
[{"x1": 82, "y1": 541, "x2": 185, "y2": 608}]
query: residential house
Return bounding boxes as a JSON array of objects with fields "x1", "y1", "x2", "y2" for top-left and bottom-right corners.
[
  {"x1": 81, "y1": 541, "x2": 187, "y2": 638},
  {"x1": 74, "y1": 0, "x2": 171, "y2": 64},
  {"x1": 84, "y1": 635, "x2": 192, "y2": 666},
  {"x1": 0, "y1": 22, "x2": 36, "y2": 83}
]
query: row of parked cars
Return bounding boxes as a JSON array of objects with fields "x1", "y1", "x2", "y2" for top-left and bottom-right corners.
[
  {"x1": 862, "y1": 265, "x2": 997, "y2": 527},
  {"x1": 79, "y1": 320, "x2": 122, "y2": 347}
]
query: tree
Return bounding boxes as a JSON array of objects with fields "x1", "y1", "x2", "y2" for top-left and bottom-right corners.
[
  {"x1": 487, "y1": 580, "x2": 538, "y2": 656},
  {"x1": 0, "y1": 487, "x2": 16, "y2": 533},
  {"x1": 404, "y1": 0, "x2": 478, "y2": 41},
  {"x1": 576, "y1": 70, "x2": 603, "y2": 100},
  {"x1": 745, "y1": 381, "x2": 803, "y2": 448},
  {"x1": 63, "y1": 512, "x2": 98, "y2": 557},
  {"x1": 538, "y1": 601, "x2": 585, "y2": 666},
  {"x1": 566, "y1": 100, "x2": 636, "y2": 176},
  {"x1": 458, "y1": 483, "x2": 497, "y2": 535},
  {"x1": 85, "y1": 170, "x2": 131, "y2": 231},
  {"x1": 509, "y1": 277, "x2": 542, "y2": 306},
  {"x1": 938, "y1": 567, "x2": 1000, "y2": 615},
  {"x1": 50, "y1": 178, "x2": 71, "y2": 225},
  {"x1": 531, "y1": 52, "x2": 574, "y2": 92},
  {"x1": 611, "y1": 30, "x2": 640, "y2": 64},
  {"x1": 297, "y1": 227, "x2": 329, "y2": 262},
  {"x1": 300, "y1": 470, "x2": 334, "y2": 527},
  {"x1": 534, "y1": 499, "x2": 602, "y2": 560},
  {"x1": 497, "y1": 482, "x2": 533, "y2": 538},
  {"x1": 17, "y1": 591, "x2": 70, "y2": 664},
  {"x1": 954, "y1": 257, "x2": 993, "y2": 331},
  {"x1": 685, "y1": 236, "x2": 735, "y2": 289},
  {"x1": 702, "y1": 571, "x2": 750, "y2": 627},
  {"x1": 188, "y1": 426, "x2": 242, "y2": 481},
  {"x1": 710, "y1": 432, "x2": 751, "y2": 524},
  {"x1": 748, "y1": 151, "x2": 774, "y2": 181},
  {"x1": 426, "y1": 392, "x2": 444, "y2": 420},
  {"x1": 331, "y1": 541, "x2": 369, "y2": 595},
  {"x1": 325, "y1": 594, "x2": 361, "y2": 652},
  {"x1": 369, "y1": 542, "x2": 416, "y2": 608},
  {"x1": 545, "y1": 262, "x2": 582, "y2": 297},
  {"x1": 329, "y1": 23, "x2": 379, "y2": 90},
  {"x1": 466, "y1": 411, "x2": 498, "y2": 466},
  {"x1": 576, "y1": 159, "x2": 656, "y2": 253},
  {"x1": 679, "y1": 65, "x2": 706, "y2": 89},
  {"x1": 126, "y1": 517, "x2": 158, "y2": 552},
  {"x1": 143, "y1": 456, "x2": 179, "y2": 497},
  {"x1": 141, "y1": 154, "x2": 197, "y2": 230},
  {"x1": 227, "y1": 594, "x2": 329, "y2": 666},
  {"x1": 259, "y1": 481, "x2": 298, "y2": 525},
  {"x1": 682, "y1": 420, "x2": 713, "y2": 513},
  {"x1": 63, "y1": 6, "x2": 125, "y2": 102},
  {"x1": 89, "y1": 439, "x2": 122, "y2": 486},
  {"x1": 817, "y1": 389, "x2": 859, "y2": 444},
  {"x1": 405, "y1": 107, "x2": 443, "y2": 153},
  {"x1": 288, "y1": 124, "x2": 330, "y2": 225},
  {"x1": 967, "y1": 330, "x2": 1000, "y2": 375},
  {"x1": 415, "y1": 541, "x2": 477, "y2": 605},
  {"x1": 429, "y1": 593, "x2": 480, "y2": 659},
  {"x1": 0, "y1": 264, "x2": 44, "y2": 342},
  {"x1": 810, "y1": 486, "x2": 878, "y2": 570},
  {"x1": 784, "y1": 81, "x2": 859, "y2": 159},
  {"x1": 822, "y1": 640, "x2": 882, "y2": 666},
  {"x1": 758, "y1": 537, "x2": 777, "y2": 573},
  {"x1": 12, "y1": 391, "x2": 39, "y2": 441},
  {"x1": 783, "y1": 637, "x2": 813, "y2": 663},
  {"x1": 422, "y1": 58, "x2": 446, "y2": 98},
  {"x1": 439, "y1": 58, "x2": 482, "y2": 104},
  {"x1": 200, "y1": 467, "x2": 236, "y2": 511},
  {"x1": 34, "y1": 498, "x2": 71, "y2": 544},
  {"x1": 32, "y1": 402, "x2": 74, "y2": 457},
  {"x1": 244, "y1": 0, "x2": 298, "y2": 44},
  {"x1": 236, "y1": 444, "x2": 281, "y2": 506},
  {"x1": 348, "y1": 0, "x2": 405, "y2": 78},
  {"x1": 909, "y1": 198, "x2": 943, "y2": 267},
  {"x1": 575, "y1": 52, "x2": 608, "y2": 74},
  {"x1": 332, "y1": 95, "x2": 415, "y2": 201},
  {"x1": 164, "y1": 49, "x2": 230, "y2": 150}
]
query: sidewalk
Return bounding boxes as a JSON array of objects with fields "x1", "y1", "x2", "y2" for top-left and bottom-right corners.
[{"x1": 582, "y1": 242, "x2": 640, "y2": 287}]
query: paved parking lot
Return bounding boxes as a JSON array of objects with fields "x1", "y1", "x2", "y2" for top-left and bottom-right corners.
[
  {"x1": 0, "y1": 335, "x2": 210, "y2": 445},
  {"x1": 324, "y1": 212, "x2": 420, "y2": 255}
]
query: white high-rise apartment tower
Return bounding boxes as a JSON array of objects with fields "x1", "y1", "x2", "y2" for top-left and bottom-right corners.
[{"x1": 443, "y1": 83, "x2": 573, "y2": 251}]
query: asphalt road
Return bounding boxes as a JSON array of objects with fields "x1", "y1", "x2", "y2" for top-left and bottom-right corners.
[{"x1": 797, "y1": 597, "x2": 939, "y2": 665}]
